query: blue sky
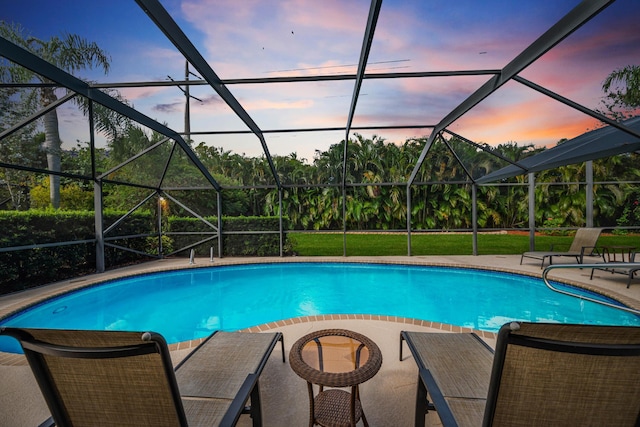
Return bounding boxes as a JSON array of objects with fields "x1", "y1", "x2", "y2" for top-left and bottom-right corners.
[{"x1": 2, "y1": 0, "x2": 639, "y2": 163}]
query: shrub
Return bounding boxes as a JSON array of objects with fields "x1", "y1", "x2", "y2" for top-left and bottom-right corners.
[
  {"x1": 169, "y1": 216, "x2": 291, "y2": 257},
  {"x1": 0, "y1": 211, "x2": 290, "y2": 294},
  {"x1": 0, "y1": 210, "x2": 152, "y2": 294}
]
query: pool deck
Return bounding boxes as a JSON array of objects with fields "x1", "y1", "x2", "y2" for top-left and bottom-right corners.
[{"x1": 1, "y1": 255, "x2": 639, "y2": 426}]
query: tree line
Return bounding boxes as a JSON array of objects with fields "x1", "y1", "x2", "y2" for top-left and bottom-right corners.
[
  {"x1": 3, "y1": 129, "x2": 639, "y2": 232},
  {"x1": 196, "y1": 135, "x2": 640, "y2": 231}
]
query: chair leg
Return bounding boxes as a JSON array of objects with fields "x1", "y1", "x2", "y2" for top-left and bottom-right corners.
[
  {"x1": 307, "y1": 382, "x2": 315, "y2": 427},
  {"x1": 414, "y1": 379, "x2": 428, "y2": 427},
  {"x1": 628, "y1": 269, "x2": 638, "y2": 288},
  {"x1": 250, "y1": 380, "x2": 262, "y2": 427},
  {"x1": 278, "y1": 334, "x2": 285, "y2": 363},
  {"x1": 38, "y1": 418, "x2": 55, "y2": 427},
  {"x1": 351, "y1": 386, "x2": 360, "y2": 427}
]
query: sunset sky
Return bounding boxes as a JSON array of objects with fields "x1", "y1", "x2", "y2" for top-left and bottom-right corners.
[{"x1": 2, "y1": 0, "x2": 639, "y2": 164}]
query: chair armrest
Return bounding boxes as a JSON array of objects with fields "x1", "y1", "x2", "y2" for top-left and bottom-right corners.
[
  {"x1": 580, "y1": 245, "x2": 599, "y2": 257},
  {"x1": 418, "y1": 368, "x2": 459, "y2": 427},
  {"x1": 219, "y1": 373, "x2": 260, "y2": 427},
  {"x1": 38, "y1": 417, "x2": 55, "y2": 427}
]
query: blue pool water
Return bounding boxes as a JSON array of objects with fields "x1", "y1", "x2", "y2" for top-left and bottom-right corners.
[{"x1": 1, "y1": 262, "x2": 639, "y2": 353}]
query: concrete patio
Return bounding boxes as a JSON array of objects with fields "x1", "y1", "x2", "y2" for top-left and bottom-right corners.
[{"x1": 1, "y1": 255, "x2": 639, "y2": 426}]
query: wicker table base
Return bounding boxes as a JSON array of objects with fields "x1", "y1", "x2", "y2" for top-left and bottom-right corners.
[{"x1": 314, "y1": 389, "x2": 363, "y2": 427}]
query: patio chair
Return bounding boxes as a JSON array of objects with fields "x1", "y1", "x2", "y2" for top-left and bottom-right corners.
[
  {"x1": 590, "y1": 250, "x2": 640, "y2": 288},
  {"x1": 0, "y1": 327, "x2": 284, "y2": 427},
  {"x1": 520, "y1": 227, "x2": 602, "y2": 268},
  {"x1": 400, "y1": 322, "x2": 640, "y2": 427}
]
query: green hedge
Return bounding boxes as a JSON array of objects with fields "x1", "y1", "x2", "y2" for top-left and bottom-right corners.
[
  {"x1": 0, "y1": 210, "x2": 151, "y2": 294},
  {"x1": 169, "y1": 216, "x2": 291, "y2": 257},
  {"x1": 0, "y1": 211, "x2": 290, "y2": 294}
]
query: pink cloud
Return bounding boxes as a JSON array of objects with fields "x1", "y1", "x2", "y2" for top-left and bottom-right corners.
[
  {"x1": 245, "y1": 98, "x2": 314, "y2": 111},
  {"x1": 454, "y1": 95, "x2": 603, "y2": 148},
  {"x1": 156, "y1": 0, "x2": 638, "y2": 161},
  {"x1": 180, "y1": 0, "x2": 367, "y2": 78},
  {"x1": 119, "y1": 86, "x2": 170, "y2": 101}
]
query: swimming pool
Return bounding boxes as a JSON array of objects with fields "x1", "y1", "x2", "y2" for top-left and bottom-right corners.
[{"x1": 1, "y1": 262, "x2": 639, "y2": 353}]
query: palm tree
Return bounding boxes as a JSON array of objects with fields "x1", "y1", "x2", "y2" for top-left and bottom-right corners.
[
  {"x1": 0, "y1": 22, "x2": 110, "y2": 208},
  {"x1": 600, "y1": 65, "x2": 640, "y2": 119}
]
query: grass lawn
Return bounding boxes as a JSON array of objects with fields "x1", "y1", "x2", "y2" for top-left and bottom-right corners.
[{"x1": 288, "y1": 232, "x2": 640, "y2": 257}]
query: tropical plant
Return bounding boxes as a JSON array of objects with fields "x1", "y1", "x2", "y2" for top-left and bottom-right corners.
[
  {"x1": 30, "y1": 177, "x2": 93, "y2": 210},
  {"x1": 0, "y1": 21, "x2": 111, "y2": 208},
  {"x1": 0, "y1": 131, "x2": 45, "y2": 210},
  {"x1": 21, "y1": 122, "x2": 638, "y2": 235},
  {"x1": 600, "y1": 64, "x2": 640, "y2": 119},
  {"x1": 615, "y1": 189, "x2": 640, "y2": 234}
]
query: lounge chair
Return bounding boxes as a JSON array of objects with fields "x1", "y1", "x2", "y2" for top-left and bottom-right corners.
[
  {"x1": 520, "y1": 227, "x2": 602, "y2": 268},
  {"x1": 400, "y1": 322, "x2": 640, "y2": 427},
  {"x1": 0, "y1": 327, "x2": 284, "y2": 427},
  {"x1": 590, "y1": 250, "x2": 640, "y2": 288}
]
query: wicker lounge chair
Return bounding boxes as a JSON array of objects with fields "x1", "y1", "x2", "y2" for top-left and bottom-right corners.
[
  {"x1": 400, "y1": 322, "x2": 640, "y2": 427},
  {"x1": 0, "y1": 328, "x2": 284, "y2": 427},
  {"x1": 520, "y1": 227, "x2": 602, "y2": 268}
]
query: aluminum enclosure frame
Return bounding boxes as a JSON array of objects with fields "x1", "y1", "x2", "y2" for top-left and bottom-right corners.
[{"x1": 0, "y1": 0, "x2": 635, "y2": 267}]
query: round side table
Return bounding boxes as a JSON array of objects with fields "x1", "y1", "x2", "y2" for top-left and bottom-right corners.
[{"x1": 289, "y1": 329, "x2": 383, "y2": 427}]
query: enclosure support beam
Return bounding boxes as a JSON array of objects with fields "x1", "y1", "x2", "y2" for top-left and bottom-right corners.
[
  {"x1": 104, "y1": 192, "x2": 157, "y2": 236},
  {"x1": 472, "y1": 184, "x2": 478, "y2": 256},
  {"x1": 408, "y1": 0, "x2": 614, "y2": 186},
  {"x1": 586, "y1": 161, "x2": 594, "y2": 228},
  {"x1": 0, "y1": 92, "x2": 75, "y2": 141},
  {"x1": 157, "y1": 193, "x2": 164, "y2": 259},
  {"x1": 279, "y1": 188, "x2": 284, "y2": 257},
  {"x1": 0, "y1": 36, "x2": 221, "y2": 192},
  {"x1": 528, "y1": 173, "x2": 536, "y2": 251},
  {"x1": 99, "y1": 138, "x2": 171, "y2": 179},
  {"x1": 407, "y1": 186, "x2": 412, "y2": 256},
  {"x1": 343, "y1": 0, "x2": 383, "y2": 157},
  {"x1": 94, "y1": 180, "x2": 105, "y2": 273},
  {"x1": 514, "y1": 76, "x2": 640, "y2": 140},
  {"x1": 217, "y1": 192, "x2": 223, "y2": 258},
  {"x1": 341, "y1": 0, "x2": 383, "y2": 257},
  {"x1": 135, "y1": 0, "x2": 280, "y2": 189},
  {"x1": 342, "y1": 188, "x2": 347, "y2": 257},
  {"x1": 88, "y1": 100, "x2": 105, "y2": 272}
]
